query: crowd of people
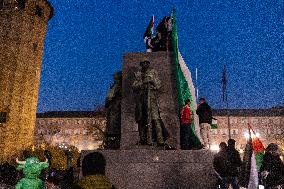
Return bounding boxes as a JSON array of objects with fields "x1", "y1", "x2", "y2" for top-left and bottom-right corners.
[
  {"x1": 213, "y1": 139, "x2": 242, "y2": 189},
  {"x1": 213, "y1": 140, "x2": 284, "y2": 189}
]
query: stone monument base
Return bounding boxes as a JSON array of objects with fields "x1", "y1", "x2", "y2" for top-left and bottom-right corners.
[{"x1": 81, "y1": 149, "x2": 218, "y2": 189}]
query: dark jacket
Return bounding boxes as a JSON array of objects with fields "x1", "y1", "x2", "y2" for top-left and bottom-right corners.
[
  {"x1": 226, "y1": 147, "x2": 242, "y2": 177},
  {"x1": 213, "y1": 150, "x2": 230, "y2": 177},
  {"x1": 260, "y1": 152, "x2": 284, "y2": 186},
  {"x1": 196, "y1": 102, "x2": 212, "y2": 124}
]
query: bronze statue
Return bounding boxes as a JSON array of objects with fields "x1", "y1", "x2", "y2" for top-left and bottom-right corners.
[
  {"x1": 104, "y1": 71, "x2": 122, "y2": 149},
  {"x1": 132, "y1": 60, "x2": 169, "y2": 146}
]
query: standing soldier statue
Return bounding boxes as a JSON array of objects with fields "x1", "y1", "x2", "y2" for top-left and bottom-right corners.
[{"x1": 132, "y1": 60, "x2": 169, "y2": 147}]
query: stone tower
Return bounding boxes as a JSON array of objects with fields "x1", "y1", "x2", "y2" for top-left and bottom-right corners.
[{"x1": 0, "y1": 0, "x2": 53, "y2": 161}]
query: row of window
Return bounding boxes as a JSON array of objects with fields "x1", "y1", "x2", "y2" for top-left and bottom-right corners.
[
  {"x1": 217, "y1": 117, "x2": 282, "y2": 125},
  {"x1": 211, "y1": 128, "x2": 283, "y2": 136},
  {"x1": 37, "y1": 129, "x2": 101, "y2": 136},
  {"x1": 36, "y1": 119, "x2": 106, "y2": 126}
]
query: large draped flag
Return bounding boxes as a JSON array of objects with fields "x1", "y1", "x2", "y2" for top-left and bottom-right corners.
[
  {"x1": 240, "y1": 124, "x2": 265, "y2": 188},
  {"x1": 171, "y1": 9, "x2": 203, "y2": 147}
]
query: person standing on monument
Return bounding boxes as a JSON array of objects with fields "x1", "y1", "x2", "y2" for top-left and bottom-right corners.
[
  {"x1": 180, "y1": 99, "x2": 202, "y2": 150},
  {"x1": 196, "y1": 97, "x2": 213, "y2": 148},
  {"x1": 132, "y1": 60, "x2": 169, "y2": 147}
]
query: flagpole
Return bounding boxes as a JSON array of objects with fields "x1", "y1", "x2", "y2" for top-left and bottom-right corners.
[
  {"x1": 222, "y1": 64, "x2": 231, "y2": 139},
  {"x1": 196, "y1": 67, "x2": 198, "y2": 100},
  {"x1": 226, "y1": 94, "x2": 231, "y2": 139},
  {"x1": 225, "y1": 65, "x2": 231, "y2": 139}
]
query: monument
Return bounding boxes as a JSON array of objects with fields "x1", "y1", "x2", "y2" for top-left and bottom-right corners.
[
  {"x1": 82, "y1": 11, "x2": 218, "y2": 188},
  {"x1": 0, "y1": 0, "x2": 53, "y2": 162}
]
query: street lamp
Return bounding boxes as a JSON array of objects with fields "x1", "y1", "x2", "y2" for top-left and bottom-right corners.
[
  {"x1": 210, "y1": 144, "x2": 220, "y2": 152},
  {"x1": 244, "y1": 132, "x2": 260, "y2": 140}
]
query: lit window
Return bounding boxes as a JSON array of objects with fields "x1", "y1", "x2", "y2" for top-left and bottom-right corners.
[{"x1": 0, "y1": 112, "x2": 7, "y2": 123}]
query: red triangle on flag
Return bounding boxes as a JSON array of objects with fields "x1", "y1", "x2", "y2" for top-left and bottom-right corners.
[
  {"x1": 252, "y1": 138, "x2": 265, "y2": 153},
  {"x1": 248, "y1": 124, "x2": 265, "y2": 153}
]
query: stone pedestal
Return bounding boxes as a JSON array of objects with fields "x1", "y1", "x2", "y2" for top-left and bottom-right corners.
[
  {"x1": 121, "y1": 51, "x2": 180, "y2": 149},
  {"x1": 81, "y1": 149, "x2": 218, "y2": 189}
]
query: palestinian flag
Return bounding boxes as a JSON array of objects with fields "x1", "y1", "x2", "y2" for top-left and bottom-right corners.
[
  {"x1": 249, "y1": 124, "x2": 265, "y2": 171},
  {"x1": 143, "y1": 15, "x2": 154, "y2": 39},
  {"x1": 171, "y1": 9, "x2": 203, "y2": 147},
  {"x1": 240, "y1": 124, "x2": 265, "y2": 188}
]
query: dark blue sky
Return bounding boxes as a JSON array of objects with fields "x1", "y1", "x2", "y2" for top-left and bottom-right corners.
[{"x1": 37, "y1": 0, "x2": 284, "y2": 112}]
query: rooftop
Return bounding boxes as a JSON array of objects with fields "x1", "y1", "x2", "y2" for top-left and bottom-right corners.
[
  {"x1": 212, "y1": 107, "x2": 283, "y2": 117},
  {"x1": 36, "y1": 107, "x2": 283, "y2": 118},
  {"x1": 36, "y1": 111, "x2": 105, "y2": 118}
]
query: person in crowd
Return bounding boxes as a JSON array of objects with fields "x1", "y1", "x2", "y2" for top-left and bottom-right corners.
[
  {"x1": 61, "y1": 167, "x2": 74, "y2": 189},
  {"x1": 180, "y1": 99, "x2": 202, "y2": 150},
  {"x1": 260, "y1": 143, "x2": 284, "y2": 188},
  {"x1": 0, "y1": 162, "x2": 18, "y2": 186},
  {"x1": 213, "y1": 142, "x2": 230, "y2": 189},
  {"x1": 196, "y1": 97, "x2": 213, "y2": 148},
  {"x1": 226, "y1": 139, "x2": 242, "y2": 189},
  {"x1": 45, "y1": 172, "x2": 60, "y2": 189},
  {"x1": 72, "y1": 152, "x2": 114, "y2": 189}
]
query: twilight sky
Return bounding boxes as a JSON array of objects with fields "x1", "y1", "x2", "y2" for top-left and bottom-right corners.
[{"x1": 37, "y1": 0, "x2": 283, "y2": 112}]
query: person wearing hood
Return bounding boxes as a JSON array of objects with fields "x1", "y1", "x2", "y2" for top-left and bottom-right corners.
[
  {"x1": 260, "y1": 143, "x2": 284, "y2": 188},
  {"x1": 72, "y1": 152, "x2": 114, "y2": 189},
  {"x1": 226, "y1": 139, "x2": 242, "y2": 189}
]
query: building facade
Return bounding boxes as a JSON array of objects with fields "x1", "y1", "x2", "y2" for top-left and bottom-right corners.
[
  {"x1": 35, "y1": 111, "x2": 106, "y2": 151},
  {"x1": 0, "y1": 0, "x2": 53, "y2": 161},
  {"x1": 211, "y1": 108, "x2": 284, "y2": 152},
  {"x1": 35, "y1": 108, "x2": 283, "y2": 152}
]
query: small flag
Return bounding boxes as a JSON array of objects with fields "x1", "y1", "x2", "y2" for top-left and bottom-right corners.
[
  {"x1": 143, "y1": 15, "x2": 154, "y2": 39},
  {"x1": 211, "y1": 118, "x2": 218, "y2": 129},
  {"x1": 221, "y1": 65, "x2": 227, "y2": 102}
]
